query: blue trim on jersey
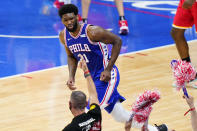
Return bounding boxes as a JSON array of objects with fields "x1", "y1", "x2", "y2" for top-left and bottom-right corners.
[{"x1": 103, "y1": 66, "x2": 125, "y2": 113}]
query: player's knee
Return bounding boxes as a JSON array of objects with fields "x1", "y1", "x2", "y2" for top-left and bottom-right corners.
[
  {"x1": 111, "y1": 101, "x2": 130, "y2": 123},
  {"x1": 170, "y1": 28, "x2": 178, "y2": 39},
  {"x1": 170, "y1": 28, "x2": 184, "y2": 40},
  {"x1": 111, "y1": 112, "x2": 126, "y2": 122}
]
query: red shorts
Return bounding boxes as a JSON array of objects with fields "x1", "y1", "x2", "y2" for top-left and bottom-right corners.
[{"x1": 173, "y1": 0, "x2": 197, "y2": 32}]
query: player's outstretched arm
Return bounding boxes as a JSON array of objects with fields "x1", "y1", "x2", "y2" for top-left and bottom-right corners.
[
  {"x1": 87, "y1": 26, "x2": 122, "y2": 82},
  {"x1": 59, "y1": 31, "x2": 78, "y2": 90},
  {"x1": 78, "y1": 54, "x2": 99, "y2": 105}
]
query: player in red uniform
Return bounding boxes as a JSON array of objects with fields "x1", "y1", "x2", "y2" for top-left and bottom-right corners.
[{"x1": 171, "y1": 0, "x2": 197, "y2": 88}]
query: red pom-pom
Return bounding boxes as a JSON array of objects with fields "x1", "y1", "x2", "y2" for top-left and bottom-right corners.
[
  {"x1": 134, "y1": 106, "x2": 152, "y2": 123},
  {"x1": 171, "y1": 60, "x2": 196, "y2": 90},
  {"x1": 131, "y1": 90, "x2": 160, "y2": 123}
]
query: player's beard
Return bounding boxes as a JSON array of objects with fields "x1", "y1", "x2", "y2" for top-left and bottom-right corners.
[{"x1": 67, "y1": 20, "x2": 78, "y2": 32}]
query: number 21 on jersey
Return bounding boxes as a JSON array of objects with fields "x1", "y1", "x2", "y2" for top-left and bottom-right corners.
[{"x1": 78, "y1": 54, "x2": 89, "y2": 63}]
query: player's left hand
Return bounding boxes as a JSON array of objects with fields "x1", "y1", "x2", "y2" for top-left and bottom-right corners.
[
  {"x1": 100, "y1": 69, "x2": 111, "y2": 82},
  {"x1": 183, "y1": 0, "x2": 195, "y2": 9}
]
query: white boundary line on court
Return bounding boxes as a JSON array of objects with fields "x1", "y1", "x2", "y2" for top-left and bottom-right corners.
[
  {"x1": 0, "y1": 39, "x2": 197, "y2": 80},
  {"x1": 0, "y1": 35, "x2": 59, "y2": 39},
  {"x1": 0, "y1": 29, "x2": 112, "y2": 39}
]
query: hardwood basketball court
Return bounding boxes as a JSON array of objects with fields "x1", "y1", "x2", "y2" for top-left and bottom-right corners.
[{"x1": 0, "y1": 41, "x2": 197, "y2": 131}]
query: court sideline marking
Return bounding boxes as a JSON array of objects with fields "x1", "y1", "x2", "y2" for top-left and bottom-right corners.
[
  {"x1": 0, "y1": 29, "x2": 112, "y2": 39},
  {"x1": 1, "y1": 39, "x2": 196, "y2": 80}
]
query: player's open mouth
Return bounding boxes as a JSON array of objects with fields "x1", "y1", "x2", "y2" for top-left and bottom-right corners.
[{"x1": 68, "y1": 25, "x2": 73, "y2": 29}]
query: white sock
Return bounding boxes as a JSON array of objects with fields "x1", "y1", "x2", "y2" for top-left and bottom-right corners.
[
  {"x1": 111, "y1": 101, "x2": 141, "y2": 128},
  {"x1": 111, "y1": 101, "x2": 130, "y2": 122}
]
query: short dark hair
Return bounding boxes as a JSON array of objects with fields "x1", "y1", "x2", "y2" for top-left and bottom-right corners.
[
  {"x1": 70, "y1": 91, "x2": 86, "y2": 110},
  {"x1": 58, "y1": 4, "x2": 78, "y2": 18}
]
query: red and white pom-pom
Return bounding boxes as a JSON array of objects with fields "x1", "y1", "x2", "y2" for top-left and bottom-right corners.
[
  {"x1": 131, "y1": 90, "x2": 160, "y2": 123},
  {"x1": 134, "y1": 106, "x2": 152, "y2": 123},
  {"x1": 171, "y1": 60, "x2": 196, "y2": 90}
]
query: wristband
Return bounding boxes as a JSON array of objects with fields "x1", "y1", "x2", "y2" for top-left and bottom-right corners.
[
  {"x1": 184, "y1": 107, "x2": 195, "y2": 116},
  {"x1": 84, "y1": 73, "x2": 91, "y2": 78},
  {"x1": 84, "y1": 70, "x2": 90, "y2": 75}
]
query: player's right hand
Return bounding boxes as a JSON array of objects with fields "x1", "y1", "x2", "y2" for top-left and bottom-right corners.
[
  {"x1": 100, "y1": 69, "x2": 111, "y2": 82},
  {"x1": 66, "y1": 78, "x2": 76, "y2": 90}
]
